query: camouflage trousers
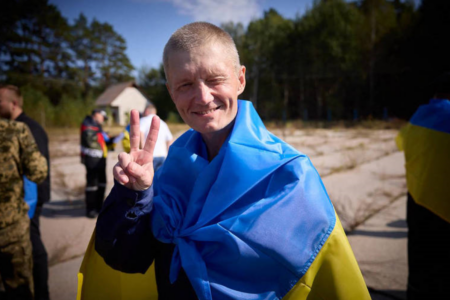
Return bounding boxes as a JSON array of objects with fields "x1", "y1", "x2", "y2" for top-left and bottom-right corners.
[{"x1": 0, "y1": 216, "x2": 34, "y2": 300}]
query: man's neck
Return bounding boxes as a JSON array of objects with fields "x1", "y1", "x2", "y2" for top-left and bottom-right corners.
[
  {"x1": 201, "y1": 120, "x2": 235, "y2": 161},
  {"x1": 11, "y1": 108, "x2": 23, "y2": 120}
]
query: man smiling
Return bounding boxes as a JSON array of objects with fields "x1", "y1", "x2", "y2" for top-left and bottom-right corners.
[{"x1": 82, "y1": 22, "x2": 370, "y2": 300}]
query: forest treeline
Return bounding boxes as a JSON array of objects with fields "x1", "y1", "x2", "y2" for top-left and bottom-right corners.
[
  {"x1": 0, "y1": 0, "x2": 134, "y2": 126},
  {"x1": 1, "y1": 0, "x2": 449, "y2": 127}
]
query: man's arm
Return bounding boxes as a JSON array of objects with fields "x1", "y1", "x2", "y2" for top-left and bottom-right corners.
[
  {"x1": 95, "y1": 110, "x2": 161, "y2": 272},
  {"x1": 20, "y1": 116, "x2": 51, "y2": 204},
  {"x1": 95, "y1": 181, "x2": 156, "y2": 273},
  {"x1": 19, "y1": 124, "x2": 47, "y2": 184}
]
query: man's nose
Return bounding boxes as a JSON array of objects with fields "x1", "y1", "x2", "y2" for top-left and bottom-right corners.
[{"x1": 195, "y1": 82, "x2": 214, "y2": 104}]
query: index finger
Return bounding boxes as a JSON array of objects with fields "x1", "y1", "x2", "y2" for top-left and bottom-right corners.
[
  {"x1": 143, "y1": 115, "x2": 160, "y2": 155},
  {"x1": 129, "y1": 109, "x2": 141, "y2": 153}
]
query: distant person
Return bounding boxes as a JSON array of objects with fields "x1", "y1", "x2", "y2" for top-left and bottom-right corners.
[
  {"x1": 396, "y1": 74, "x2": 450, "y2": 300},
  {"x1": 0, "y1": 118, "x2": 48, "y2": 300},
  {"x1": 113, "y1": 113, "x2": 145, "y2": 153},
  {"x1": 0, "y1": 85, "x2": 51, "y2": 300},
  {"x1": 139, "y1": 104, "x2": 173, "y2": 171},
  {"x1": 113, "y1": 123, "x2": 132, "y2": 153},
  {"x1": 80, "y1": 109, "x2": 112, "y2": 219}
]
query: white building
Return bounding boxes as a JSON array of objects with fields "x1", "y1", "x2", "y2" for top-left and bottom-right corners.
[{"x1": 95, "y1": 82, "x2": 149, "y2": 125}]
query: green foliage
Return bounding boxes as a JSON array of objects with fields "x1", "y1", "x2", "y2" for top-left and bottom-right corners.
[
  {"x1": 21, "y1": 85, "x2": 94, "y2": 128},
  {"x1": 52, "y1": 94, "x2": 94, "y2": 127},
  {"x1": 166, "y1": 111, "x2": 181, "y2": 124},
  {"x1": 21, "y1": 85, "x2": 54, "y2": 127},
  {"x1": 1, "y1": 0, "x2": 135, "y2": 127},
  {"x1": 4, "y1": 0, "x2": 450, "y2": 126}
]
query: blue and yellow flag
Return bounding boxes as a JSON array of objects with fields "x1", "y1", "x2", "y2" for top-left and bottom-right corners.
[
  {"x1": 78, "y1": 100, "x2": 369, "y2": 300},
  {"x1": 396, "y1": 99, "x2": 450, "y2": 223}
]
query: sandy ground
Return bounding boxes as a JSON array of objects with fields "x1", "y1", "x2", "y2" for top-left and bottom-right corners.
[{"x1": 43, "y1": 126, "x2": 407, "y2": 299}]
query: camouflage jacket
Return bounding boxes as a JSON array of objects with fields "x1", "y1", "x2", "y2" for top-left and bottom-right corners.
[{"x1": 0, "y1": 119, "x2": 48, "y2": 229}]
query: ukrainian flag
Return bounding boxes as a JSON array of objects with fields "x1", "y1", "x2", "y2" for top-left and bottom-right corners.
[
  {"x1": 78, "y1": 100, "x2": 369, "y2": 300},
  {"x1": 78, "y1": 216, "x2": 368, "y2": 299},
  {"x1": 396, "y1": 99, "x2": 450, "y2": 223},
  {"x1": 122, "y1": 124, "x2": 131, "y2": 153}
]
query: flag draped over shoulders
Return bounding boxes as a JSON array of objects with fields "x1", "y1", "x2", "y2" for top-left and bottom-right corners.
[
  {"x1": 396, "y1": 99, "x2": 450, "y2": 222},
  {"x1": 78, "y1": 100, "x2": 369, "y2": 300},
  {"x1": 151, "y1": 100, "x2": 368, "y2": 299}
]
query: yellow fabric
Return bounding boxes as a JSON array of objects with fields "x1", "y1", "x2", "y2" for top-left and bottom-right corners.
[
  {"x1": 397, "y1": 123, "x2": 450, "y2": 222},
  {"x1": 77, "y1": 232, "x2": 158, "y2": 300},
  {"x1": 122, "y1": 131, "x2": 131, "y2": 153},
  {"x1": 283, "y1": 214, "x2": 370, "y2": 300},
  {"x1": 78, "y1": 216, "x2": 368, "y2": 300}
]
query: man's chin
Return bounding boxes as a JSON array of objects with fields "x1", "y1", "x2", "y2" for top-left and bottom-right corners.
[{"x1": 0, "y1": 113, "x2": 12, "y2": 119}]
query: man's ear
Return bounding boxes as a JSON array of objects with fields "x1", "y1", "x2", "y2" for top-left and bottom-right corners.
[{"x1": 237, "y1": 65, "x2": 246, "y2": 95}]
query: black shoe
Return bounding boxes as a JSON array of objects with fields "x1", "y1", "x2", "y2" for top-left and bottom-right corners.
[{"x1": 86, "y1": 210, "x2": 98, "y2": 219}]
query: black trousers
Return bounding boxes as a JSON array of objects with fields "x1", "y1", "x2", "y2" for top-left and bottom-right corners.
[
  {"x1": 407, "y1": 193, "x2": 450, "y2": 300},
  {"x1": 85, "y1": 158, "x2": 106, "y2": 213},
  {"x1": 30, "y1": 206, "x2": 49, "y2": 300}
]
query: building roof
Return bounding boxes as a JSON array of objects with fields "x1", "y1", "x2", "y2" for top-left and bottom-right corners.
[{"x1": 95, "y1": 81, "x2": 141, "y2": 106}]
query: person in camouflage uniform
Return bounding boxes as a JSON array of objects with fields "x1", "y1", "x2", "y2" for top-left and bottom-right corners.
[{"x1": 0, "y1": 119, "x2": 48, "y2": 300}]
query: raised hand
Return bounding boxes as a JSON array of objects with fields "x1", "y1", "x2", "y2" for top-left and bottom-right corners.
[{"x1": 113, "y1": 109, "x2": 160, "y2": 191}]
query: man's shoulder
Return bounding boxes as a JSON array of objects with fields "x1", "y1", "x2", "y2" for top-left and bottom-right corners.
[
  {"x1": 0, "y1": 120, "x2": 29, "y2": 156},
  {"x1": 0, "y1": 119, "x2": 27, "y2": 135},
  {"x1": 81, "y1": 116, "x2": 99, "y2": 128}
]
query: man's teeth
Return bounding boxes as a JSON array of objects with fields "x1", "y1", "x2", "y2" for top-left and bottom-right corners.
[{"x1": 197, "y1": 107, "x2": 219, "y2": 115}]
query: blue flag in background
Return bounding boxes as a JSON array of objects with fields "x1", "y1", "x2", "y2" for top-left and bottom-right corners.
[{"x1": 23, "y1": 175, "x2": 37, "y2": 218}]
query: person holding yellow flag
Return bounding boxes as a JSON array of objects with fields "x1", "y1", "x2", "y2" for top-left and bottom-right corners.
[
  {"x1": 396, "y1": 74, "x2": 450, "y2": 300},
  {"x1": 78, "y1": 22, "x2": 370, "y2": 300}
]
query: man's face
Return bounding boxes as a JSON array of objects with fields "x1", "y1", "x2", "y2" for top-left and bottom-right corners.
[
  {"x1": 94, "y1": 113, "x2": 105, "y2": 125},
  {"x1": 166, "y1": 44, "x2": 246, "y2": 136},
  {"x1": 0, "y1": 89, "x2": 14, "y2": 119}
]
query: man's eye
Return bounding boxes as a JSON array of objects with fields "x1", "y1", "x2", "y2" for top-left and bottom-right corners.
[
  {"x1": 178, "y1": 83, "x2": 191, "y2": 90},
  {"x1": 209, "y1": 78, "x2": 225, "y2": 85}
]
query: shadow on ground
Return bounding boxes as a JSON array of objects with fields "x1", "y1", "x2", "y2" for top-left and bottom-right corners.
[
  {"x1": 387, "y1": 219, "x2": 407, "y2": 228},
  {"x1": 42, "y1": 199, "x2": 86, "y2": 218},
  {"x1": 369, "y1": 287, "x2": 406, "y2": 300}
]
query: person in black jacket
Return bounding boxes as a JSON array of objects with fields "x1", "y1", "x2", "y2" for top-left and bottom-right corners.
[
  {"x1": 80, "y1": 109, "x2": 112, "y2": 219},
  {"x1": 0, "y1": 84, "x2": 51, "y2": 300}
]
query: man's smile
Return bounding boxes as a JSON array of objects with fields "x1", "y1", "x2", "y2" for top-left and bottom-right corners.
[{"x1": 193, "y1": 105, "x2": 222, "y2": 116}]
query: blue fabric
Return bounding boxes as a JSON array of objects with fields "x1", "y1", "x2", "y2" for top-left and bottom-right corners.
[
  {"x1": 102, "y1": 132, "x2": 111, "y2": 142},
  {"x1": 23, "y1": 176, "x2": 37, "y2": 218},
  {"x1": 410, "y1": 99, "x2": 450, "y2": 134},
  {"x1": 153, "y1": 157, "x2": 166, "y2": 172},
  {"x1": 151, "y1": 100, "x2": 336, "y2": 300},
  {"x1": 96, "y1": 180, "x2": 155, "y2": 274}
]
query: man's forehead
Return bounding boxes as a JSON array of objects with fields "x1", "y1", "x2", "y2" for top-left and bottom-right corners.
[
  {"x1": 170, "y1": 45, "x2": 232, "y2": 68},
  {"x1": 0, "y1": 89, "x2": 13, "y2": 99}
]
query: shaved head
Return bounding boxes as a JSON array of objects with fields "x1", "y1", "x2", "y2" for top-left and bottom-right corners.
[{"x1": 163, "y1": 22, "x2": 241, "y2": 83}]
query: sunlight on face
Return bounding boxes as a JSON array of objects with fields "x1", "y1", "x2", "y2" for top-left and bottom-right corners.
[{"x1": 166, "y1": 43, "x2": 246, "y2": 139}]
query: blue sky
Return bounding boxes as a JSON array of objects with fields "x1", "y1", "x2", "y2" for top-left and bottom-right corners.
[
  {"x1": 49, "y1": 0, "x2": 315, "y2": 75},
  {"x1": 49, "y1": 0, "x2": 420, "y2": 77}
]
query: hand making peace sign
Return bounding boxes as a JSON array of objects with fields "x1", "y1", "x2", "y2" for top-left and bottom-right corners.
[{"x1": 113, "y1": 109, "x2": 160, "y2": 191}]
